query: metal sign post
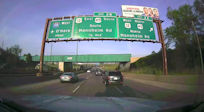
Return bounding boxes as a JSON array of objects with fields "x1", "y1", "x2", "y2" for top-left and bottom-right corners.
[
  {"x1": 39, "y1": 18, "x2": 50, "y2": 73},
  {"x1": 154, "y1": 19, "x2": 168, "y2": 75}
]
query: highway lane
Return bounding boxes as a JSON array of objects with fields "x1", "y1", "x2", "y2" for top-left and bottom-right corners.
[
  {"x1": 3, "y1": 72, "x2": 156, "y2": 99},
  {"x1": 8, "y1": 73, "x2": 90, "y2": 95},
  {"x1": 1, "y1": 72, "x2": 197, "y2": 103},
  {"x1": 38, "y1": 73, "x2": 92, "y2": 95},
  {"x1": 73, "y1": 73, "x2": 149, "y2": 98}
]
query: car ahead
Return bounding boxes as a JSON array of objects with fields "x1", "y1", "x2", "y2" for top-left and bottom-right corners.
[
  {"x1": 95, "y1": 70, "x2": 102, "y2": 76},
  {"x1": 87, "y1": 70, "x2": 91, "y2": 73},
  {"x1": 102, "y1": 71, "x2": 123, "y2": 86},
  {"x1": 60, "y1": 72, "x2": 78, "y2": 83}
]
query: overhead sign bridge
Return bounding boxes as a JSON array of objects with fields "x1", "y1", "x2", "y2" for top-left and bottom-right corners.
[
  {"x1": 20, "y1": 54, "x2": 131, "y2": 63},
  {"x1": 39, "y1": 10, "x2": 168, "y2": 75}
]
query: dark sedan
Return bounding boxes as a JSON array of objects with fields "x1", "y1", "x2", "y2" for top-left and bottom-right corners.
[{"x1": 102, "y1": 71, "x2": 123, "y2": 86}]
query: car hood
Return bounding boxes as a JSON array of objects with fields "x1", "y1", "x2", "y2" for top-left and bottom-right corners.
[{"x1": 18, "y1": 95, "x2": 167, "y2": 112}]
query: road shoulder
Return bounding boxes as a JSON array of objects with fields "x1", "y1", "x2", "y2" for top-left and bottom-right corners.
[{"x1": 124, "y1": 75, "x2": 197, "y2": 93}]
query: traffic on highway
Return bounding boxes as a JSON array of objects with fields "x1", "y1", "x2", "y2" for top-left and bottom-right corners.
[
  {"x1": 0, "y1": 66, "x2": 202, "y2": 112},
  {"x1": 0, "y1": 0, "x2": 204, "y2": 112}
]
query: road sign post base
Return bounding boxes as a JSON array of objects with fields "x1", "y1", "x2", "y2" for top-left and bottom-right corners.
[{"x1": 36, "y1": 72, "x2": 43, "y2": 77}]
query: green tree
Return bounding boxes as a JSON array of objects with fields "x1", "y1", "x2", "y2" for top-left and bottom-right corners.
[
  {"x1": 130, "y1": 0, "x2": 203, "y2": 74},
  {"x1": 24, "y1": 53, "x2": 32, "y2": 63},
  {"x1": 6, "y1": 45, "x2": 22, "y2": 56},
  {"x1": 0, "y1": 46, "x2": 20, "y2": 69},
  {"x1": 165, "y1": 5, "x2": 197, "y2": 48},
  {"x1": 165, "y1": 3, "x2": 202, "y2": 72},
  {"x1": 152, "y1": 51, "x2": 156, "y2": 54},
  {"x1": 193, "y1": 0, "x2": 204, "y2": 36}
]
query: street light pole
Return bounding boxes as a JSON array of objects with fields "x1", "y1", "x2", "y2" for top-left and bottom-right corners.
[
  {"x1": 192, "y1": 21, "x2": 203, "y2": 73},
  {"x1": 50, "y1": 43, "x2": 53, "y2": 64},
  {"x1": 76, "y1": 41, "x2": 79, "y2": 62}
]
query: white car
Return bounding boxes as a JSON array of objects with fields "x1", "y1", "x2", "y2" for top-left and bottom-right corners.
[
  {"x1": 87, "y1": 70, "x2": 91, "y2": 73},
  {"x1": 60, "y1": 72, "x2": 78, "y2": 83}
]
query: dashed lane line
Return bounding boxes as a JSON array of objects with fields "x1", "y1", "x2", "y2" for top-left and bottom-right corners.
[
  {"x1": 72, "y1": 75, "x2": 91, "y2": 94},
  {"x1": 114, "y1": 86, "x2": 124, "y2": 94},
  {"x1": 72, "y1": 85, "x2": 81, "y2": 93}
]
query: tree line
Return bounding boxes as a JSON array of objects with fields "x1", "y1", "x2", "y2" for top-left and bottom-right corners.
[
  {"x1": 0, "y1": 45, "x2": 33, "y2": 71},
  {"x1": 130, "y1": 0, "x2": 204, "y2": 74}
]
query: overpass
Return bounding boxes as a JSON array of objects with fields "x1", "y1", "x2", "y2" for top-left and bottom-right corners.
[
  {"x1": 20, "y1": 54, "x2": 131, "y2": 63},
  {"x1": 20, "y1": 54, "x2": 131, "y2": 72}
]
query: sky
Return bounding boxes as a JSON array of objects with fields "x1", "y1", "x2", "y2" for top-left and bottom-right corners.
[{"x1": 0, "y1": 0, "x2": 194, "y2": 57}]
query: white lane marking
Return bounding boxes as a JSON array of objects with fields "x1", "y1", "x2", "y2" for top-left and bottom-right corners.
[
  {"x1": 72, "y1": 73, "x2": 92, "y2": 94},
  {"x1": 114, "y1": 87, "x2": 123, "y2": 94},
  {"x1": 72, "y1": 77, "x2": 88, "y2": 93},
  {"x1": 72, "y1": 85, "x2": 80, "y2": 93}
]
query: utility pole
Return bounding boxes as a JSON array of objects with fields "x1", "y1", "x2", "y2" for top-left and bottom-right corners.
[
  {"x1": 186, "y1": 0, "x2": 204, "y2": 104},
  {"x1": 192, "y1": 21, "x2": 203, "y2": 73},
  {"x1": 187, "y1": 0, "x2": 203, "y2": 73}
]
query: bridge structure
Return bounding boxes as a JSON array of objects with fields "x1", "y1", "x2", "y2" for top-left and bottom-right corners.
[{"x1": 20, "y1": 54, "x2": 131, "y2": 72}]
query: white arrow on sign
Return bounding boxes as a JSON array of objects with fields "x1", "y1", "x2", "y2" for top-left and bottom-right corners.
[
  {"x1": 137, "y1": 24, "x2": 143, "y2": 29},
  {"x1": 149, "y1": 28, "x2": 153, "y2": 32}
]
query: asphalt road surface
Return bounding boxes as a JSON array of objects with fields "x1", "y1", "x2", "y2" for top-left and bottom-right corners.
[{"x1": 0, "y1": 72, "x2": 197, "y2": 103}]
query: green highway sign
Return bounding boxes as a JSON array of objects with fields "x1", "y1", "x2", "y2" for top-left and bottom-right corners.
[
  {"x1": 118, "y1": 17, "x2": 156, "y2": 40},
  {"x1": 94, "y1": 12, "x2": 117, "y2": 17},
  {"x1": 134, "y1": 15, "x2": 153, "y2": 21},
  {"x1": 73, "y1": 16, "x2": 117, "y2": 38},
  {"x1": 46, "y1": 14, "x2": 156, "y2": 41},
  {"x1": 47, "y1": 20, "x2": 73, "y2": 39}
]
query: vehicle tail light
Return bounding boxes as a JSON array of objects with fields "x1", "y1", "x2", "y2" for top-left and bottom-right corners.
[
  {"x1": 108, "y1": 76, "x2": 110, "y2": 80},
  {"x1": 68, "y1": 76, "x2": 72, "y2": 79}
]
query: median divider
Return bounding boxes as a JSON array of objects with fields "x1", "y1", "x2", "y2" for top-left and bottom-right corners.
[{"x1": 10, "y1": 79, "x2": 60, "y2": 93}]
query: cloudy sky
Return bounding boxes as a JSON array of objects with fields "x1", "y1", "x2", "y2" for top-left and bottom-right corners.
[{"x1": 0, "y1": 0, "x2": 194, "y2": 57}]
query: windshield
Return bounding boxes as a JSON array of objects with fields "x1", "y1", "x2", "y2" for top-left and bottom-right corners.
[
  {"x1": 109, "y1": 72, "x2": 122, "y2": 76},
  {"x1": 63, "y1": 73, "x2": 73, "y2": 76},
  {"x1": 0, "y1": 0, "x2": 203, "y2": 112}
]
